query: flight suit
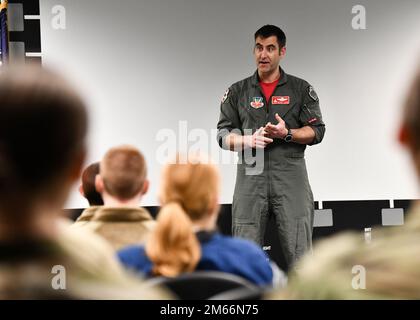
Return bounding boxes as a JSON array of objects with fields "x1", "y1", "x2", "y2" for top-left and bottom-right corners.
[{"x1": 217, "y1": 68, "x2": 325, "y2": 267}]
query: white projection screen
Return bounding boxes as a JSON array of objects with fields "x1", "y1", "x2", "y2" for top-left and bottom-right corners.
[{"x1": 37, "y1": 0, "x2": 420, "y2": 208}]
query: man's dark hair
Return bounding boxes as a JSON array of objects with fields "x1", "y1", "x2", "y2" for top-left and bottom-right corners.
[
  {"x1": 254, "y1": 25, "x2": 286, "y2": 48},
  {"x1": 81, "y1": 162, "x2": 103, "y2": 206},
  {"x1": 0, "y1": 66, "x2": 88, "y2": 213}
]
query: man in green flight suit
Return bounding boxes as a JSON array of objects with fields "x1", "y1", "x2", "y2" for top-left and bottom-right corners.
[{"x1": 217, "y1": 25, "x2": 325, "y2": 269}]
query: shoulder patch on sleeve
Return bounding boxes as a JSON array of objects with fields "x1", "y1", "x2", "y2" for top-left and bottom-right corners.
[
  {"x1": 221, "y1": 88, "x2": 230, "y2": 104},
  {"x1": 308, "y1": 86, "x2": 319, "y2": 102}
]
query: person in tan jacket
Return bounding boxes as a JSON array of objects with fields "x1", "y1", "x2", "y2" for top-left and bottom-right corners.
[{"x1": 73, "y1": 146, "x2": 156, "y2": 251}]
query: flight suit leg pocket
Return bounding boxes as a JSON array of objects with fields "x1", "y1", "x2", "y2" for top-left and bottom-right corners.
[
  {"x1": 295, "y1": 217, "x2": 312, "y2": 262},
  {"x1": 232, "y1": 222, "x2": 261, "y2": 245},
  {"x1": 232, "y1": 175, "x2": 267, "y2": 246}
]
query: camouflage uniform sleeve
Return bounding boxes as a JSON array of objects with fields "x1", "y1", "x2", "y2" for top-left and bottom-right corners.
[
  {"x1": 216, "y1": 87, "x2": 242, "y2": 150},
  {"x1": 299, "y1": 84, "x2": 326, "y2": 145}
]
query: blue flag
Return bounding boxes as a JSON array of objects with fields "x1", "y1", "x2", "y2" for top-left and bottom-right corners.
[{"x1": 0, "y1": 0, "x2": 9, "y2": 65}]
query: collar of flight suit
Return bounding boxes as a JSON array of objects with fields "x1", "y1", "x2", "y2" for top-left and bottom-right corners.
[
  {"x1": 251, "y1": 66, "x2": 288, "y2": 88},
  {"x1": 249, "y1": 66, "x2": 294, "y2": 120}
]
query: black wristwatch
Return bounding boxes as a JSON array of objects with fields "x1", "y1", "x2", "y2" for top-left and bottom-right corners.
[{"x1": 284, "y1": 128, "x2": 293, "y2": 142}]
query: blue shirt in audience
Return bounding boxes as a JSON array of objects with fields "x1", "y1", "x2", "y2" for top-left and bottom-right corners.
[{"x1": 117, "y1": 231, "x2": 273, "y2": 286}]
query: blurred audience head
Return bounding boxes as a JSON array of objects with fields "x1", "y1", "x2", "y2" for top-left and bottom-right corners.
[
  {"x1": 0, "y1": 65, "x2": 87, "y2": 226},
  {"x1": 79, "y1": 162, "x2": 103, "y2": 206},
  {"x1": 146, "y1": 154, "x2": 220, "y2": 277},
  {"x1": 96, "y1": 145, "x2": 148, "y2": 204}
]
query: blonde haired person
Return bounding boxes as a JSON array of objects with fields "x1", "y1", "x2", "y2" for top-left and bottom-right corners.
[
  {"x1": 118, "y1": 156, "x2": 274, "y2": 286},
  {"x1": 73, "y1": 146, "x2": 155, "y2": 251}
]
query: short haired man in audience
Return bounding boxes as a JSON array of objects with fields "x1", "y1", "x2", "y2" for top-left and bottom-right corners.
[{"x1": 73, "y1": 145, "x2": 155, "y2": 251}]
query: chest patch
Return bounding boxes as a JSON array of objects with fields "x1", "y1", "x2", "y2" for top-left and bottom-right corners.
[
  {"x1": 250, "y1": 97, "x2": 264, "y2": 109},
  {"x1": 272, "y1": 96, "x2": 290, "y2": 105}
]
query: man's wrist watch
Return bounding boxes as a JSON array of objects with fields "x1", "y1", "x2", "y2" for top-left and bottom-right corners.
[{"x1": 284, "y1": 128, "x2": 293, "y2": 142}]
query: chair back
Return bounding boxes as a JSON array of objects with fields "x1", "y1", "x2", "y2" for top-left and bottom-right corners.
[{"x1": 144, "y1": 271, "x2": 258, "y2": 300}]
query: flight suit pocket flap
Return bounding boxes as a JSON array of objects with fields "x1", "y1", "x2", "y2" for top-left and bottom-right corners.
[{"x1": 285, "y1": 153, "x2": 304, "y2": 159}]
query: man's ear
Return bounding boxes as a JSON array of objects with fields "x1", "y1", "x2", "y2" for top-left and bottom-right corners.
[
  {"x1": 95, "y1": 174, "x2": 104, "y2": 194},
  {"x1": 78, "y1": 184, "x2": 85, "y2": 197},
  {"x1": 280, "y1": 46, "x2": 286, "y2": 59},
  {"x1": 141, "y1": 179, "x2": 150, "y2": 195}
]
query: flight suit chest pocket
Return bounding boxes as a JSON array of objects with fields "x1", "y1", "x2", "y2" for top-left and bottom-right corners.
[
  {"x1": 270, "y1": 100, "x2": 300, "y2": 128},
  {"x1": 238, "y1": 95, "x2": 266, "y2": 128}
]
